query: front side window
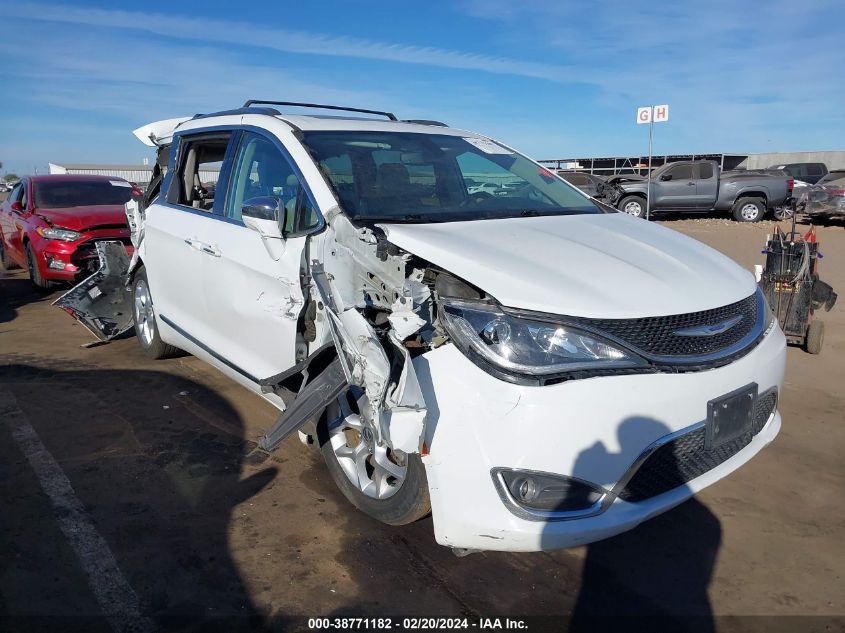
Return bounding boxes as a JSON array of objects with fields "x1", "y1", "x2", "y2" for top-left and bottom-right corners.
[
  {"x1": 301, "y1": 131, "x2": 600, "y2": 223},
  {"x1": 32, "y1": 180, "x2": 133, "y2": 209},
  {"x1": 666, "y1": 164, "x2": 694, "y2": 180},
  {"x1": 226, "y1": 132, "x2": 320, "y2": 233},
  {"x1": 8, "y1": 183, "x2": 23, "y2": 206}
]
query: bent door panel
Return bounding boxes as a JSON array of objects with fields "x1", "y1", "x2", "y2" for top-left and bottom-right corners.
[{"x1": 198, "y1": 130, "x2": 309, "y2": 381}]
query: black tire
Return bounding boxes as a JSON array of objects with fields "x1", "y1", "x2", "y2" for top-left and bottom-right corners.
[
  {"x1": 318, "y1": 393, "x2": 430, "y2": 526},
  {"x1": 0, "y1": 234, "x2": 18, "y2": 271},
  {"x1": 805, "y1": 320, "x2": 824, "y2": 354},
  {"x1": 25, "y1": 242, "x2": 54, "y2": 289},
  {"x1": 732, "y1": 197, "x2": 766, "y2": 222},
  {"x1": 132, "y1": 267, "x2": 180, "y2": 359},
  {"x1": 618, "y1": 195, "x2": 647, "y2": 219}
]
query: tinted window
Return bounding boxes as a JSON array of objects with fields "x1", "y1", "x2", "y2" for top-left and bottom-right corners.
[
  {"x1": 560, "y1": 173, "x2": 588, "y2": 185},
  {"x1": 173, "y1": 135, "x2": 229, "y2": 211},
  {"x1": 33, "y1": 180, "x2": 133, "y2": 208},
  {"x1": 302, "y1": 131, "x2": 599, "y2": 223},
  {"x1": 697, "y1": 163, "x2": 714, "y2": 179},
  {"x1": 807, "y1": 164, "x2": 825, "y2": 176},
  {"x1": 785, "y1": 165, "x2": 807, "y2": 178},
  {"x1": 666, "y1": 164, "x2": 694, "y2": 180},
  {"x1": 817, "y1": 170, "x2": 845, "y2": 184}
]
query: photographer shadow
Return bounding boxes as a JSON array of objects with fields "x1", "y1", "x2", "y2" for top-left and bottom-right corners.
[{"x1": 565, "y1": 417, "x2": 722, "y2": 633}]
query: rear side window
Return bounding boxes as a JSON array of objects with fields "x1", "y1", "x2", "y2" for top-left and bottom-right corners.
[
  {"x1": 697, "y1": 163, "x2": 714, "y2": 179},
  {"x1": 807, "y1": 164, "x2": 825, "y2": 176},
  {"x1": 172, "y1": 134, "x2": 230, "y2": 211}
]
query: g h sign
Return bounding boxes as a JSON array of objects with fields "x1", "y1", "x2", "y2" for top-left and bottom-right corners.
[{"x1": 637, "y1": 104, "x2": 670, "y2": 124}]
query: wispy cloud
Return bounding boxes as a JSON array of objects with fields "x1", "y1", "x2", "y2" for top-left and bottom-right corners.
[{"x1": 5, "y1": 1, "x2": 577, "y2": 84}]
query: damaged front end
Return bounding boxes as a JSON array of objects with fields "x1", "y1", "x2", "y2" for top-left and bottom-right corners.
[{"x1": 258, "y1": 211, "x2": 452, "y2": 458}]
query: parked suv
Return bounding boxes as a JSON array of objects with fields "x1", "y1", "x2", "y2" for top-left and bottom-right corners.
[
  {"x1": 767, "y1": 162, "x2": 828, "y2": 184},
  {"x1": 58, "y1": 101, "x2": 786, "y2": 553}
]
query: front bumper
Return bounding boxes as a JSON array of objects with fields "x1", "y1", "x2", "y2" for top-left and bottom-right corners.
[
  {"x1": 34, "y1": 231, "x2": 133, "y2": 281},
  {"x1": 415, "y1": 324, "x2": 786, "y2": 552}
]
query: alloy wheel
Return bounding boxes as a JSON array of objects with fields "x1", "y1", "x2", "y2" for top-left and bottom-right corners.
[
  {"x1": 327, "y1": 393, "x2": 407, "y2": 500},
  {"x1": 133, "y1": 278, "x2": 156, "y2": 347}
]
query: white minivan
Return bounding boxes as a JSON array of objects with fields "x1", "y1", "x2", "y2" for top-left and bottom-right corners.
[{"x1": 58, "y1": 101, "x2": 786, "y2": 553}]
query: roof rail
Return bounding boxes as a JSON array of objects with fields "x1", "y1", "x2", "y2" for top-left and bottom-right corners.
[
  {"x1": 193, "y1": 107, "x2": 281, "y2": 120},
  {"x1": 401, "y1": 119, "x2": 449, "y2": 127},
  {"x1": 242, "y1": 100, "x2": 398, "y2": 121}
]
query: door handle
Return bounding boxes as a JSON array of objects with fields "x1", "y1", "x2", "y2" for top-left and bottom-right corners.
[
  {"x1": 184, "y1": 238, "x2": 221, "y2": 257},
  {"x1": 687, "y1": 182, "x2": 696, "y2": 186}
]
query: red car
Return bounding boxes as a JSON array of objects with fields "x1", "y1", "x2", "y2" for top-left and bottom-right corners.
[{"x1": 0, "y1": 175, "x2": 137, "y2": 288}]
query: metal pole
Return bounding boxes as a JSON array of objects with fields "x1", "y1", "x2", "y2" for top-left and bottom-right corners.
[{"x1": 646, "y1": 111, "x2": 653, "y2": 220}]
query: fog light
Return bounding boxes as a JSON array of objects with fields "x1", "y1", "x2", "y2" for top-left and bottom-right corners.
[
  {"x1": 495, "y1": 468, "x2": 606, "y2": 516},
  {"x1": 47, "y1": 258, "x2": 66, "y2": 270}
]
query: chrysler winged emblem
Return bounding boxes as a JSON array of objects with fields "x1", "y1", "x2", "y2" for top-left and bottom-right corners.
[{"x1": 674, "y1": 314, "x2": 744, "y2": 337}]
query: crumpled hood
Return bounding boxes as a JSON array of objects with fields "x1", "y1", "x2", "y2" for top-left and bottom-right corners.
[
  {"x1": 379, "y1": 213, "x2": 756, "y2": 318},
  {"x1": 36, "y1": 206, "x2": 129, "y2": 232}
]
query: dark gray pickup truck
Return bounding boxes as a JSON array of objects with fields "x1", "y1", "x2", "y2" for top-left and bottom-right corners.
[{"x1": 602, "y1": 160, "x2": 792, "y2": 222}]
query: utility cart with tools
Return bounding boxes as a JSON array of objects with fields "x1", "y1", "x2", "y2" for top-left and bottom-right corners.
[{"x1": 758, "y1": 223, "x2": 837, "y2": 354}]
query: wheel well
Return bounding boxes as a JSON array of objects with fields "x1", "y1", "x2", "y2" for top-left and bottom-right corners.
[
  {"x1": 619, "y1": 193, "x2": 647, "y2": 205},
  {"x1": 737, "y1": 192, "x2": 767, "y2": 205}
]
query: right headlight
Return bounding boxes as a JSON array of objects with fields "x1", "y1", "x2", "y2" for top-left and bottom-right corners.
[{"x1": 440, "y1": 298, "x2": 647, "y2": 379}]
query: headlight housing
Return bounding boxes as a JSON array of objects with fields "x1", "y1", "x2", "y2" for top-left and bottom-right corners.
[
  {"x1": 440, "y1": 298, "x2": 647, "y2": 381},
  {"x1": 36, "y1": 227, "x2": 81, "y2": 242}
]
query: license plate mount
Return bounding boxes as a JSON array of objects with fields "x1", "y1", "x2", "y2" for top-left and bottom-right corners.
[{"x1": 706, "y1": 384, "x2": 757, "y2": 449}]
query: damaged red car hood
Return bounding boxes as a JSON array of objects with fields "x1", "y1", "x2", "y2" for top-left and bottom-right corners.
[
  {"x1": 379, "y1": 213, "x2": 756, "y2": 319},
  {"x1": 35, "y1": 205, "x2": 128, "y2": 231}
]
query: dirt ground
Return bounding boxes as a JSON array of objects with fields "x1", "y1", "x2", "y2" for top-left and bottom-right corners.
[{"x1": 1, "y1": 215, "x2": 844, "y2": 632}]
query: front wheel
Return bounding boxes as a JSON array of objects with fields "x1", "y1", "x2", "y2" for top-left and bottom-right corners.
[
  {"x1": 732, "y1": 197, "x2": 766, "y2": 222},
  {"x1": 805, "y1": 320, "x2": 824, "y2": 354},
  {"x1": 132, "y1": 267, "x2": 180, "y2": 359},
  {"x1": 319, "y1": 390, "x2": 430, "y2": 526},
  {"x1": 618, "y1": 195, "x2": 647, "y2": 218},
  {"x1": 25, "y1": 242, "x2": 54, "y2": 289}
]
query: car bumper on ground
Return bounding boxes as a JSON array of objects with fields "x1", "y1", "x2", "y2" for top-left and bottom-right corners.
[{"x1": 416, "y1": 324, "x2": 786, "y2": 552}]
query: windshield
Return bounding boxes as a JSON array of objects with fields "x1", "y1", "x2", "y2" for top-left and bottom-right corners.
[
  {"x1": 33, "y1": 180, "x2": 134, "y2": 209},
  {"x1": 301, "y1": 131, "x2": 603, "y2": 222}
]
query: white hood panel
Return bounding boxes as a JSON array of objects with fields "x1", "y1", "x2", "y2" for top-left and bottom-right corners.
[{"x1": 379, "y1": 213, "x2": 756, "y2": 319}]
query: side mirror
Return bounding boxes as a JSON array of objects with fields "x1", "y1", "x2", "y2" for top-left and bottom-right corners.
[
  {"x1": 242, "y1": 196, "x2": 284, "y2": 240},
  {"x1": 660, "y1": 174, "x2": 673, "y2": 181},
  {"x1": 10, "y1": 201, "x2": 23, "y2": 212}
]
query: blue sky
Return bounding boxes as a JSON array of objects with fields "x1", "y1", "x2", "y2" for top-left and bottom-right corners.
[{"x1": 1, "y1": 0, "x2": 843, "y2": 176}]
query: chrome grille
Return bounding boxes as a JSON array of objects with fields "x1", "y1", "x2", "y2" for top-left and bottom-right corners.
[
  {"x1": 618, "y1": 389, "x2": 778, "y2": 503},
  {"x1": 578, "y1": 293, "x2": 758, "y2": 358}
]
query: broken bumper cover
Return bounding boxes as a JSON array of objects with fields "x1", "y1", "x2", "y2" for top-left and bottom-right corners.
[{"x1": 416, "y1": 323, "x2": 786, "y2": 552}]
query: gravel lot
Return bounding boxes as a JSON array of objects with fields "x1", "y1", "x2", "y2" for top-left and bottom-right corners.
[{"x1": 1, "y1": 216, "x2": 843, "y2": 632}]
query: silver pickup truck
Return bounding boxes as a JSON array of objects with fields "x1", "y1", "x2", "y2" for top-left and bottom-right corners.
[{"x1": 602, "y1": 160, "x2": 792, "y2": 222}]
